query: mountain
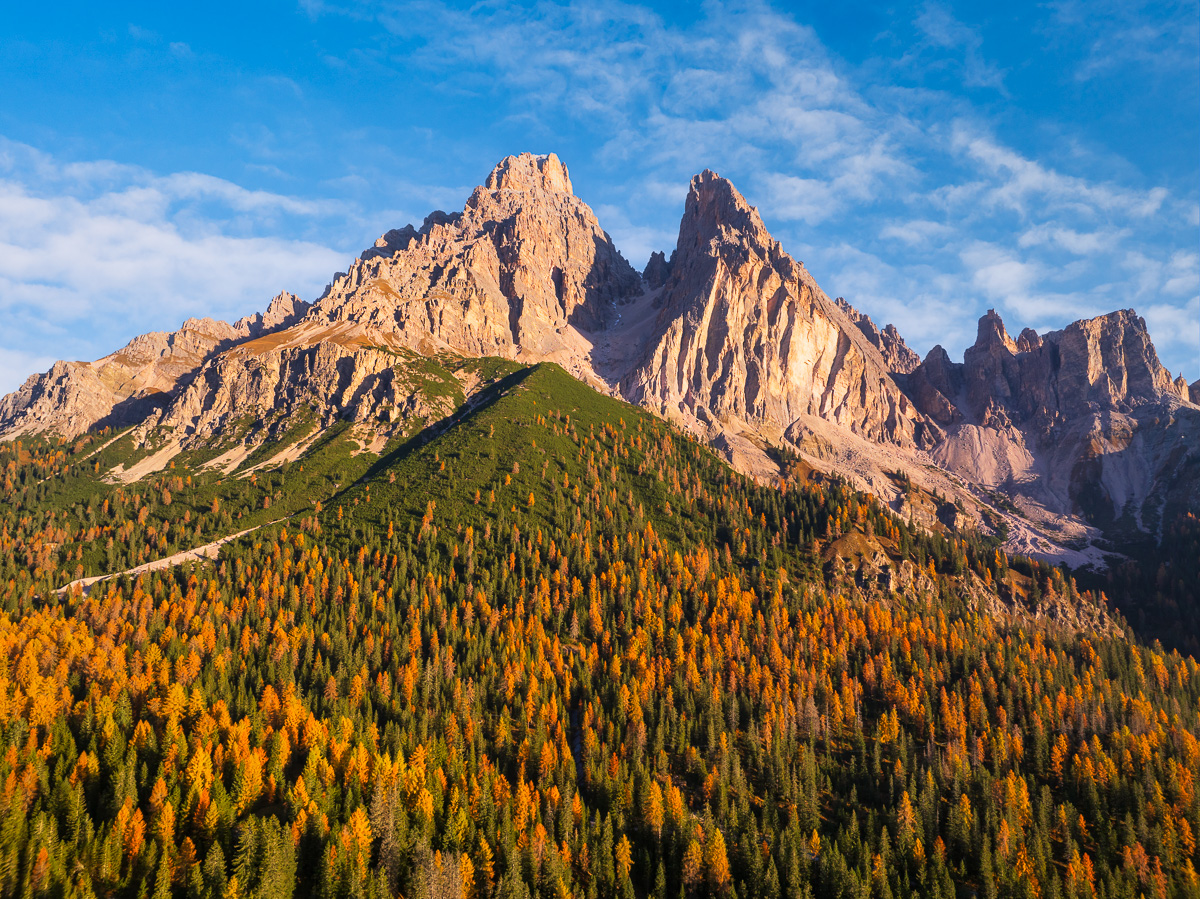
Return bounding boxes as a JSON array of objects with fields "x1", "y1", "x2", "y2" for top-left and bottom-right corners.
[
  {"x1": 4, "y1": 360, "x2": 1189, "y2": 899},
  {"x1": 1, "y1": 156, "x2": 1198, "y2": 899},
  {"x1": 313, "y1": 152, "x2": 642, "y2": 355},
  {"x1": 833, "y1": 297, "x2": 921, "y2": 375},
  {"x1": 0, "y1": 291, "x2": 309, "y2": 440},
  {"x1": 905, "y1": 307, "x2": 1200, "y2": 544},
  {"x1": 622, "y1": 171, "x2": 931, "y2": 471},
  {"x1": 2, "y1": 152, "x2": 1196, "y2": 567}
]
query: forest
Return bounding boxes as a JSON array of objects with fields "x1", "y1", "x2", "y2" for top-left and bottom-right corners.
[{"x1": 0, "y1": 362, "x2": 1195, "y2": 898}]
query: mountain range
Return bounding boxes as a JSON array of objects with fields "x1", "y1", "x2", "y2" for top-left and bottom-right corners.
[
  {"x1": 3, "y1": 151, "x2": 1197, "y2": 565},
  {"x1": 2, "y1": 153, "x2": 1199, "y2": 899}
]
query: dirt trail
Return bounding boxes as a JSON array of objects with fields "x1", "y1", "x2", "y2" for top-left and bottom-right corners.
[{"x1": 57, "y1": 521, "x2": 279, "y2": 597}]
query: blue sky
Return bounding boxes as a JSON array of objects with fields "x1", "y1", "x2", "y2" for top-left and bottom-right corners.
[{"x1": 1, "y1": 0, "x2": 1197, "y2": 393}]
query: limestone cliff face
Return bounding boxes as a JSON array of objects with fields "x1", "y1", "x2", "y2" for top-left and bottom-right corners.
[
  {"x1": 232, "y1": 291, "x2": 311, "y2": 338},
  {"x1": 834, "y1": 298, "x2": 921, "y2": 375},
  {"x1": 912, "y1": 308, "x2": 1186, "y2": 430},
  {"x1": 313, "y1": 152, "x2": 641, "y2": 356},
  {"x1": 156, "y1": 326, "x2": 444, "y2": 442},
  {"x1": 623, "y1": 171, "x2": 928, "y2": 448},
  {"x1": 0, "y1": 320, "x2": 240, "y2": 440},
  {"x1": 0, "y1": 293, "x2": 310, "y2": 440},
  {"x1": 908, "y1": 308, "x2": 1200, "y2": 536},
  {"x1": 133, "y1": 153, "x2": 643, "y2": 443}
]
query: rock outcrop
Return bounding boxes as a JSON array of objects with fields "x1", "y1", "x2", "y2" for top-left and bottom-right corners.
[
  {"x1": 134, "y1": 152, "x2": 645, "y2": 443},
  {"x1": 907, "y1": 308, "x2": 1200, "y2": 539},
  {"x1": 0, "y1": 293, "x2": 312, "y2": 440},
  {"x1": 313, "y1": 152, "x2": 642, "y2": 356},
  {"x1": 156, "y1": 326, "x2": 457, "y2": 442},
  {"x1": 909, "y1": 308, "x2": 1186, "y2": 430},
  {"x1": 0, "y1": 320, "x2": 239, "y2": 439},
  {"x1": 232, "y1": 291, "x2": 311, "y2": 337},
  {"x1": 834, "y1": 298, "x2": 921, "y2": 375},
  {"x1": 623, "y1": 170, "x2": 928, "y2": 449},
  {"x1": 642, "y1": 251, "x2": 672, "y2": 290}
]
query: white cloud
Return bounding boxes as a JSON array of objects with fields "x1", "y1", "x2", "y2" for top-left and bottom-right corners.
[
  {"x1": 386, "y1": 0, "x2": 912, "y2": 222},
  {"x1": 954, "y1": 131, "x2": 1169, "y2": 219},
  {"x1": 1162, "y1": 251, "x2": 1200, "y2": 297},
  {"x1": 961, "y1": 243, "x2": 1040, "y2": 300},
  {"x1": 879, "y1": 219, "x2": 954, "y2": 247},
  {"x1": 913, "y1": 2, "x2": 1007, "y2": 90},
  {"x1": 0, "y1": 140, "x2": 348, "y2": 394},
  {"x1": 1017, "y1": 224, "x2": 1128, "y2": 255},
  {"x1": 1050, "y1": 0, "x2": 1200, "y2": 82}
]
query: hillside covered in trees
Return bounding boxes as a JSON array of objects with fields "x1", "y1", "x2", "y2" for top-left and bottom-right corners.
[{"x1": 0, "y1": 362, "x2": 1195, "y2": 898}]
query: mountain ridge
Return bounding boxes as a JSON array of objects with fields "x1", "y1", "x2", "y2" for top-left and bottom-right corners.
[{"x1": 2, "y1": 151, "x2": 1196, "y2": 566}]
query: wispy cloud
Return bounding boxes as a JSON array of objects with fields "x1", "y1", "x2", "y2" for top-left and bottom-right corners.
[
  {"x1": 1, "y1": 0, "x2": 1194, "y2": 392},
  {"x1": 1050, "y1": 0, "x2": 1200, "y2": 82},
  {"x1": 954, "y1": 131, "x2": 1170, "y2": 218},
  {"x1": 376, "y1": 1, "x2": 917, "y2": 223},
  {"x1": 913, "y1": 2, "x2": 1007, "y2": 91},
  {"x1": 0, "y1": 140, "x2": 348, "y2": 391}
]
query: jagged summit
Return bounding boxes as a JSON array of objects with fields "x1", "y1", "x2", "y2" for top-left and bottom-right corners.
[
  {"x1": 834, "y1": 298, "x2": 921, "y2": 375},
  {"x1": 626, "y1": 168, "x2": 928, "y2": 463},
  {"x1": 972, "y1": 308, "x2": 1020, "y2": 355},
  {"x1": 233, "y1": 291, "x2": 310, "y2": 337},
  {"x1": 310, "y1": 150, "x2": 640, "y2": 353},
  {"x1": 678, "y1": 169, "x2": 771, "y2": 250},
  {"x1": 484, "y1": 152, "x2": 573, "y2": 195},
  {"x1": 946, "y1": 306, "x2": 1179, "y2": 425},
  {"x1": 642, "y1": 251, "x2": 672, "y2": 289},
  {"x1": 905, "y1": 306, "x2": 1199, "y2": 544}
]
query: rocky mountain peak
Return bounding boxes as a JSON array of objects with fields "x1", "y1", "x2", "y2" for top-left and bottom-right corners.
[
  {"x1": 260, "y1": 291, "x2": 310, "y2": 331},
  {"x1": 679, "y1": 169, "x2": 770, "y2": 253},
  {"x1": 972, "y1": 309, "x2": 1020, "y2": 355},
  {"x1": 900, "y1": 303, "x2": 1199, "y2": 545},
  {"x1": 229, "y1": 291, "x2": 311, "y2": 339},
  {"x1": 626, "y1": 169, "x2": 926, "y2": 458},
  {"x1": 642, "y1": 251, "x2": 672, "y2": 290},
  {"x1": 834, "y1": 298, "x2": 921, "y2": 375},
  {"x1": 934, "y1": 306, "x2": 1182, "y2": 430},
  {"x1": 4, "y1": 150, "x2": 1194, "y2": 567},
  {"x1": 484, "y1": 152, "x2": 573, "y2": 195},
  {"x1": 1016, "y1": 328, "x2": 1041, "y2": 353},
  {"x1": 1051, "y1": 308, "x2": 1175, "y2": 410},
  {"x1": 310, "y1": 151, "x2": 640, "y2": 353}
]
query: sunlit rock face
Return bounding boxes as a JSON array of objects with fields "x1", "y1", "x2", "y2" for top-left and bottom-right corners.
[
  {"x1": 0, "y1": 294, "x2": 309, "y2": 439},
  {"x1": 311, "y1": 151, "x2": 642, "y2": 356},
  {"x1": 907, "y1": 307, "x2": 1200, "y2": 538},
  {"x1": 623, "y1": 170, "x2": 927, "y2": 450}
]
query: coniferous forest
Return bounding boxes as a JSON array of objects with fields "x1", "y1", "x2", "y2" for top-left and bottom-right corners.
[{"x1": 0, "y1": 362, "x2": 1196, "y2": 898}]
